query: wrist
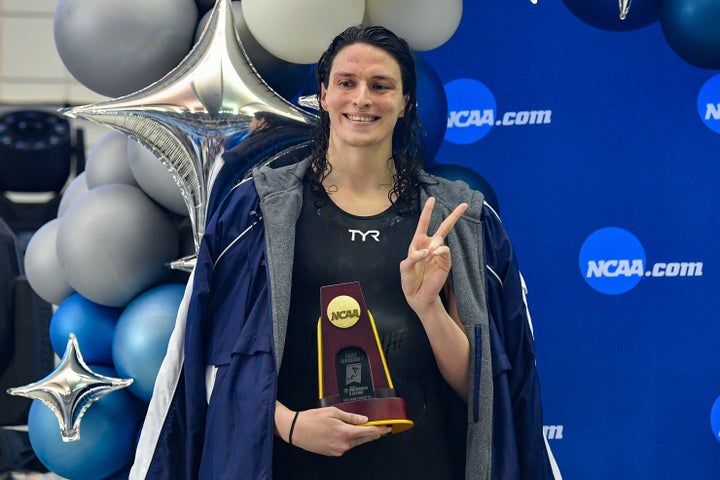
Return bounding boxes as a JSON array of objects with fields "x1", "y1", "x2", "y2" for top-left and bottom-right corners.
[
  {"x1": 409, "y1": 295, "x2": 445, "y2": 321},
  {"x1": 288, "y1": 410, "x2": 300, "y2": 446},
  {"x1": 274, "y1": 402, "x2": 297, "y2": 443}
]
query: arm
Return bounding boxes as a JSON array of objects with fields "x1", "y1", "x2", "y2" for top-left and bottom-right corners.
[{"x1": 400, "y1": 197, "x2": 470, "y2": 401}]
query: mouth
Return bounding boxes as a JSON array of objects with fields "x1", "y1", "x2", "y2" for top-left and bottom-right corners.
[{"x1": 345, "y1": 114, "x2": 379, "y2": 123}]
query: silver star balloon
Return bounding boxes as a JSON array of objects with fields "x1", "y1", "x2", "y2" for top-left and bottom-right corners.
[
  {"x1": 7, "y1": 333, "x2": 133, "y2": 442},
  {"x1": 62, "y1": 0, "x2": 316, "y2": 266}
]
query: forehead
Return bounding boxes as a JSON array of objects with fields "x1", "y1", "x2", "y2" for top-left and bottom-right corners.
[{"x1": 329, "y1": 43, "x2": 402, "y2": 79}]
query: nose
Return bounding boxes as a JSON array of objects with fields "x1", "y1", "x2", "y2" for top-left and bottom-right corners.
[{"x1": 353, "y1": 84, "x2": 371, "y2": 108}]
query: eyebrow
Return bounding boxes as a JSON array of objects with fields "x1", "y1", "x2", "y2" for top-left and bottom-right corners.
[{"x1": 331, "y1": 72, "x2": 399, "y2": 84}]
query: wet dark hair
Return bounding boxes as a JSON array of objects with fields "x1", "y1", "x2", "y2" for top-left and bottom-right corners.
[{"x1": 308, "y1": 25, "x2": 425, "y2": 214}]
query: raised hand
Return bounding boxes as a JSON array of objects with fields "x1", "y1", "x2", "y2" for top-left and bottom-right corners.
[{"x1": 400, "y1": 197, "x2": 468, "y2": 315}]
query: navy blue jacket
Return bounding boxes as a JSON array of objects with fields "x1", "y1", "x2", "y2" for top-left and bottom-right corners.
[{"x1": 130, "y1": 160, "x2": 561, "y2": 479}]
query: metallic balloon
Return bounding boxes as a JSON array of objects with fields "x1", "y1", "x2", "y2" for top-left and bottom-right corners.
[
  {"x1": 562, "y1": 0, "x2": 660, "y2": 31},
  {"x1": 195, "y1": 1, "x2": 314, "y2": 101},
  {"x1": 62, "y1": 0, "x2": 317, "y2": 262},
  {"x1": 7, "y1": 334, "x2": 133, "y2": 442}
]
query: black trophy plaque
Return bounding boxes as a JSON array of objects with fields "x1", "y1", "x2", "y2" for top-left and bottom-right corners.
[{"x1": 317, "y1": 281, "x2": 413, "y2": 433}]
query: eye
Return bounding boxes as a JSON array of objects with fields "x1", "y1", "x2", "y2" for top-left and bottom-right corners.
[
  {"x1": 338, "y1": 80, "x2": 354, "y2": 88},
  {"x1": 373, "y1": 82, "x2": 395, "y2": 91}
]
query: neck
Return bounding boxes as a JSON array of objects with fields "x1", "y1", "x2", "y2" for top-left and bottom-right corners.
[
  {"x1": 324, "y1": 144, "x2": 396, "y2": 194},
  {"x1": 320, "y1": 146, "x2": 397, "y2": 216}
]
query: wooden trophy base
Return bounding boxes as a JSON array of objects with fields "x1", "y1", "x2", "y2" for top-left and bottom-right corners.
[{"x1": 321, "y1": 395, "x2": 414, "y2": 433}]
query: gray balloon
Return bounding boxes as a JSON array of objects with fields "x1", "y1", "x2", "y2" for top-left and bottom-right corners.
[
  {"x1": 56, "y1": 184, "x2": 179, "y2": 307},
  {"x1": 85, "y1": 131, "x2": 137, "y2": 189},
  {"x1": 127, "y1": 138, "x2": 187, "y2": 216},
  {"x1": 53, "y1": 0, "x2": 198, "y2": 98},
  {"x1": 57, "y1": 172, "x2": 89, "y2": 217},
  {"x1": 24, "y1": 219, "x2": 75, "y2": 306}
]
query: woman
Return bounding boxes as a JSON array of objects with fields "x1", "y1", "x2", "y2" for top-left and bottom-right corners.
[{"x1": 131, "y1": 25, "x2": 560, "y2": 480}]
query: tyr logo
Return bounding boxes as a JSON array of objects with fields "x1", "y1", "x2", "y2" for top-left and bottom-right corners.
[{"x1": 348, "y1": 229, "x2": 380, "y2": 242}]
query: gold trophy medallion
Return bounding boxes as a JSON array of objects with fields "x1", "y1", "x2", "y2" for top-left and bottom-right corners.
[{"x1": 327, "y1": 295, "x2": 361, "y2": 328}]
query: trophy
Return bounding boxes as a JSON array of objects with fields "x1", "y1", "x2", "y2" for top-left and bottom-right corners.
[{"x1": 317, "y1": 282, "x2": 413, "y2": 433}]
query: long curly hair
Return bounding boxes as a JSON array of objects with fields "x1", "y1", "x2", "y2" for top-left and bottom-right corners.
[{"x1": 308, "y1": 25, "x2": 426, "y2": 214}]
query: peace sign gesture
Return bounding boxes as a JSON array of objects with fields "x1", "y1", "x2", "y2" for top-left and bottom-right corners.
[{"x1": 400, "y1": 197, "x2": 468, "y2": 315}]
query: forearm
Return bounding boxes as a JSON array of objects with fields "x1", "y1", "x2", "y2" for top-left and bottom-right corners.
[{"x1": 414, "y1": 298, "x2": 469, "y2": 401}]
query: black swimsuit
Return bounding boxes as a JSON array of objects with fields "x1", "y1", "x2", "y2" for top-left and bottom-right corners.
[{"x1": 273, "y1": 179, "x2": 465, "y2": 480}]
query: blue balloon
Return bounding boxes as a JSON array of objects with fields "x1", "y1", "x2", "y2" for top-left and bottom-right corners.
[
  {"x1": 562, "y1": 0, "x2": 660, "y2": 31},
  {"x1": 113, "y1": 284, "x2": 185, "y2": 402},
  {"x1": 415, "y1": 54, "x2": 448, "y2": 162},
  {"x1": 660, "y1": 0, "x2": 720, "y2": 70},
  {"x1": 711, "y1": 395, "x2": 720, "y2": 444},
  {"x1": 427, "y1": 164, "x2": 500, "y2": 214},
  {"x1": 28, "y1": 367, "x2": 143, "y2": 480},
  {"x1": 101, "y1": 464, "x2": 132, "y2": 480},
  {"x1": 50, "y1": 294, "x2": 123, "y2": 366}
]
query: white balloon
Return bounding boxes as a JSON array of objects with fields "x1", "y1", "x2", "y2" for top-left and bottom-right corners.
[
  {"x1": 242, "y1": 0, "x2": 365, "y2": 64},
  {"x1": 86, "y1": 131, "x2": 138, "y2": 189},
  {"x1": 24, "y1": 219, "x2": 75, "y2": 305},
  {"x1": 56, "y1": 184, "x2": 179, "y2": 307},
  {"x1": 365, "y1": 0, "x2": 463, "y2": 51},
  {"x1": 127, "y1": 138, "x2": 187, "y2": 216},
  {"x1": 57, "y1": 172, "x2": 89, "y2": 217}
]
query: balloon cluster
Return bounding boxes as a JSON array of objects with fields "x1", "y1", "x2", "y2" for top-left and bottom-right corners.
[
  {"x1": 53, "y1": 0, "x2": 455, "y2": 159},
  {"x1": 19, "y1": 128, "x2": 189, "y2": 477},
  {"x1": 16, "y1": 0, "x2": 464, "y2": 477},
  {"x1": 562, "y1": 0, "x2": 720, "y2": 70}
]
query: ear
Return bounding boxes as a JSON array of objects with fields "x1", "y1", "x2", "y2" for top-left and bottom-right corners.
[{"x1": 320, "y1": 83, "x2": 328, "y2": 111}]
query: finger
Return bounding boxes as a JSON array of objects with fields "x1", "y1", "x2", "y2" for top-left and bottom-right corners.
[
  {"x1": 399, "y1": 248, "x2": 431, "y2": 275},
  {"x1": 353, "y1": 425, "x2": 390, "y2": 444},
  {"x1": 433, "y1": 202, "x2": 468, "y2": 240},
  {"x1": 427, "y1": 245, "x2": 451, "y2": 259},
  {"x1": 413, "y1": 197, "x2": 436, "y2": 239},
  {"x1": 334, "y1": 409, "x2": 369, "y2": 425}
]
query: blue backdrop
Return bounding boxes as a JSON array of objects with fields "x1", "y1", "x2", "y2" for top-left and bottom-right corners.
[{"x1": 420, "y1": 1, "x2": 720, "y2": 478}]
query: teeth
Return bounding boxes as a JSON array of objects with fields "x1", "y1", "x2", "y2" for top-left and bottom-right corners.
[{"x1": 347, "y1": 115, "x2": 375, "y2": 122}]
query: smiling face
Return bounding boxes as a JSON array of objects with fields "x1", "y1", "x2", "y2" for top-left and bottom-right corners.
[{"x1": 320, "y1": 43, "x2": 409, "y2": 154}]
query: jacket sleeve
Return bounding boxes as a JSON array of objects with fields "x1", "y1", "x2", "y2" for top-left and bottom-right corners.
[
  {"x1": 131, "y1": 179, "x2": 265, "y2": 480},
  {"x1": 129, "y1": 229, "x2": 215, "y2": 480},
  {"x1": 482, "y1": 204, "x2": 561, "y2": 480}
]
